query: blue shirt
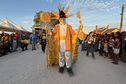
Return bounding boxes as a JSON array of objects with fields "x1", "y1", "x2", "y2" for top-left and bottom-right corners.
[{"x1": 31, "y1": 34, "x2": 37, "y2": 42}]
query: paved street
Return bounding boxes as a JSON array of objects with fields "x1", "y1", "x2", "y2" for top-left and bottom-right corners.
[{"x1": 0, "y1": 45, "x2": 126, "y2": 84}]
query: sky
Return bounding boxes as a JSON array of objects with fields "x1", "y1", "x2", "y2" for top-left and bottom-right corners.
[{"x1": 0, "y1": 0, "x2": 126, "y2": 33}]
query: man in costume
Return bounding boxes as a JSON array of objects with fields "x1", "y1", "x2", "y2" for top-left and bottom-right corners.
[{"x1": 51, "y1": 8, "x2": 76, "y2": 75}]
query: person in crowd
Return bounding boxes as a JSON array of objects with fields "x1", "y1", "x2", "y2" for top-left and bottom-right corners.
[
  {"x1": 2, "y1": 33, "x2": 11, "y2": 53},
  {"x1": 92, "y1": 34, "x2": 97, "y2": 52},
  {"x1": 24, "y1": 34, "x2": 29, "y2": 50},
  {"x1": 103, "y1": 40, "x2": 108, "y2": 57},
  {"x1": 0, "y1": 34, "x2": 5, "y2": 56},
  {"x1": 1, "y1": 32, "x2": 4, "y2": 37},
  {"x1": 21, "y1": 34, "x2": 26, "y2": 51},
  {"x1": 13, "y1": 36, "x2": 17, "y2": 52},
  {"x1": 98, "y1": 39, "x2": 104, "y2": 56},
  {"x1": 31, "y1": 32, "x2": 38, "y2": 50},
  {"x1": 81, "y1": 39, "x2": 86, "y2": 51},
  {"x1": 10, "y1": 33, "x2": 14, "y2": 51},
  {"x1": 95, "y1": 34, "x2": 100, "y2": 52},
  {"x1": 86, "y1": 32, "x2": 95, "y2": 59},
  {"x1": 120, "y1": 32, "x2": 126, "y2": 62},
  {"x1": 108, "y1": 34, "x2": 114, "y2": 59},
  {"x1": 14, "y1": 32, "x2": 20, "y2": 48},
  {"x1": 112, "y1": 34, "x2": 120, "y2": 64},
  {"x1": 40, "y1": 30, "x2": 47, "y2": 52},
  {"x1": 2, "y1": 33, "x2": 11, "y2": 55}
]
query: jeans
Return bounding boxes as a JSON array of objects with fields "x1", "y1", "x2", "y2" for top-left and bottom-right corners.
[
  {"x1": 13, "y1": 41, "x2": 17, "y2": 51},
  {"x1": 32, "y1": 41, "x2": 36, "y2": 50}
]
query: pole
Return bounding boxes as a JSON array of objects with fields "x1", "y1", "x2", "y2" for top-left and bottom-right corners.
[{"x1": 120, "y1": 4, "x2": 125, "y2": 32}]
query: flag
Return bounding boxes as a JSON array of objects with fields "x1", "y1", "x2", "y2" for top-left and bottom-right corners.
[
  {"x1": 63, "y1": 5, "x2": 70, "y2": 14},
  {"x1": 78, "y1": 30, "x2": 85, "y2": 40},
  {"x1": 58, "y1": 2, "x2": 62, "y2": 10},
  {"x1": 76, "y1": 11, "x2": 81, "y2": 19}
]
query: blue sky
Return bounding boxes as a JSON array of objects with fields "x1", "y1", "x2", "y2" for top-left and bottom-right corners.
[{"x1": 0, "y1": 0, "x2": 126, "y2": 33}]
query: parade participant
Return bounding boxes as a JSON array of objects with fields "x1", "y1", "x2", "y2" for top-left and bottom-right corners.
[{"x1": 51, "y1": 8, "x2": 76, "y2": 76}]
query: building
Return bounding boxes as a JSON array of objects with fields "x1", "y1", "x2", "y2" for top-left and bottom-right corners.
[{"x1": 93, "y1": 25, "x2": 120, "y2": 35}]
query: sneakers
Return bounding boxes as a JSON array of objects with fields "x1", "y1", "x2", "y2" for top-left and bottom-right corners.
[
  {"x1": 67, "y1": 67, "x2": 74, "y2": 76},
  {"x1": 59, "y1": 67, "x2": 64, "y2": 73},
  {"x1": 59, "y1": 67, "x2": 74, "y2": 76}
]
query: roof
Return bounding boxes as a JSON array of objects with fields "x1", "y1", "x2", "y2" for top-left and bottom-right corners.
[
  {"x1": 93, "y1": 27, "x2": 119, "y2": 34},
  {"x1": 103, "y1": 28, "x2": 119, "y2": 34},
  {"x1": 93, "y1": 27, "x2": 108, "y2": 34}
]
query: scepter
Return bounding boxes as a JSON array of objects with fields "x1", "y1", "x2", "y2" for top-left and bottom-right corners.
[
  {"x1": 39, "y1": 12, "x2": 55, "y2": 66},
  {"x1": 71, "y1": 11, "x2": 83, "y2": 64},
  {"x1": 76, "y1": 11, "x2": 83, "y2": 42}
]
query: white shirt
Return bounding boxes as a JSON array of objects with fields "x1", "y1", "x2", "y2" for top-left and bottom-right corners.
[{"x1": 59, "y1": 24, "x2": 67, "y2": 52}]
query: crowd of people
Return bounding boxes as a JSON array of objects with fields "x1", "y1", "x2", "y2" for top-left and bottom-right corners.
[
  {"x1": 81, "y1": 31, "x2": 126, "y2": 64},
  {"x1": 29, "y1": 30, "x2": 47, "y2": 52},
  {"x1": 0, "y1": 32, "x2": 30, "y2": 56},
  {"x1": 1, "y1": 30, "x2": 126, "y2": 66}
]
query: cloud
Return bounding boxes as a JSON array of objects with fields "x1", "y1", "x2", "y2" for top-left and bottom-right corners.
[
  {"x1": 59, "y1": 0, "x2": 126, "y2": 33},
  {"x1": 61, "y1": 0, "x2": 123, "y2": 12}
]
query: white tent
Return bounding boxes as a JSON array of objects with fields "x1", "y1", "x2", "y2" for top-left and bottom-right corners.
[
  {"x1": 0, "y1": 18, "x2": 31, "y2": 33},
  {"x1": 0, "y1": 18, "x2": 17, "y2": 32},
  {"x1": 16, "y1": 24, "x2": 28, "y2": 32}
]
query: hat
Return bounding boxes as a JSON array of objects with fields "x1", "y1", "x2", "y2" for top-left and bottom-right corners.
[
  {"x1": 51, "y1": 4, "x2": 72, "y2": 19},
  {"x1": 59, "y1": 10, "x2": 66, "y2": 18}
]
